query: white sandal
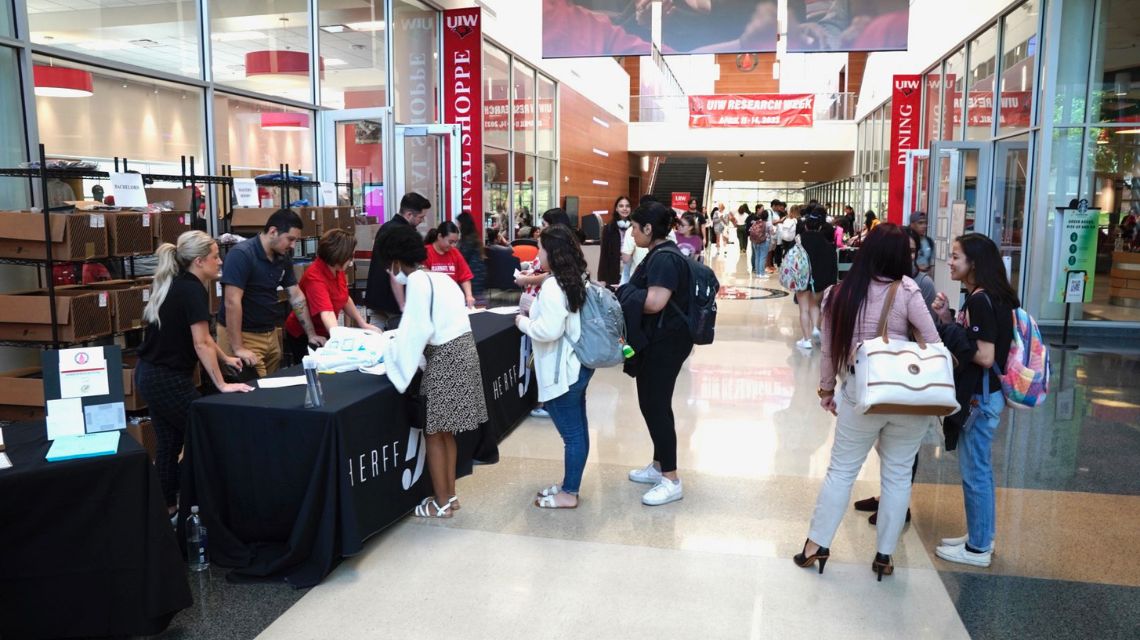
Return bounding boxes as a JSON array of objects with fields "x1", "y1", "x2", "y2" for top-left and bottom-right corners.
[
  {"x1": 533, "y1": 493, "x2": 578, "y2": 509},
  {"x1": 414, "y1": 497, "x2": 453, "y2": 518},
  {"x1": 447, "y1": 496, "x2": 460, "y2": 511},
  {"x1": 535, "y1": 484, "x2": 561, "y2": 498}
]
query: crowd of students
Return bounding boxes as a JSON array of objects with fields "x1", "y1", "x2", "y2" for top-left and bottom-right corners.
[{"x1": 135, "y1": 191, "x2": 1014, "y2": 578}]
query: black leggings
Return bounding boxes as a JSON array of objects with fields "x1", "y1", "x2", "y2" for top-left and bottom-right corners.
[
  {"x1": 635, "y1": 334, "x2": 694, "y2": 473},
  {"x1": 136, "y1": 360, "x2": 200, "y2": 508}
]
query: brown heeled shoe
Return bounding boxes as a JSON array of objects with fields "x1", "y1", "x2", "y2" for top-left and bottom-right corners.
[{"x1": 793, "y1": 539, "x2": 830, "y2": 574}]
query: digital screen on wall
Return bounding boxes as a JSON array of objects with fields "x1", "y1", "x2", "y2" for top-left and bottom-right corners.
[
  {"x1": 542, "y1": 0, "x2": 652, "y2": 58},
  {"x1": 660, "y1": 1, "x2": 777, "y2": 54},
  {"x1": 786, "y1": 0, "x2": 909, "y2": 53}
]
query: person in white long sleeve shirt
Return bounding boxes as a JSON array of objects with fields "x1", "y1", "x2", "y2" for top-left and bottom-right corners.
[
  {"x1": 379, "y1": 225, "x2": 488, "y2": 518},
  {"x1": 515, "y1": 225, "x2": 594, "y2": 509}
]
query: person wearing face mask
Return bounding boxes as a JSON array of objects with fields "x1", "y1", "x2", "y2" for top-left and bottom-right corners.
[
  {"x1": 217, "y1": 209, "x2": 324, "y2": 378},
  {"x1": 381, "y1": 225, "x2": 488, "y2": 519},
  {"x1": 284, "y1": 229, "x2": 381, "y2": 365},
  {"x1": 424, "y1": 220, "x2": 476, "y2": 308},
  {"x1": 598, "y1": 195, "x2": 633, "y2": 287},
  {"x1": 365, "y1": 192, "x2": 431, "y2": 328}
]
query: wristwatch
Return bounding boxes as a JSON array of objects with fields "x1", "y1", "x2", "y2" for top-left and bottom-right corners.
[{"x1": 817, "y1": 388, "x2": 835, "y2": 398}]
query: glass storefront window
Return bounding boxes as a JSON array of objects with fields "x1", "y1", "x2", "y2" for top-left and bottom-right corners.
[
  {"x1": 997, "y1": 1, "x2": 1038, "y2": 136},
  {"x1": 0, "y1": 47, "x2": 26, "y2": 210},
  {"x1": 513, "y1": 61, "x2": 535, "y2": 154},
  {"x1": 391, "y1": 0, "x2": 438, "y2": 126},
  {"x1": 317, "y1": 0, "x2": 387, "y2": 109},
  {"x1": 966, "y1": 25, "x2": 998, "y2": 141},
  {"x1": 483, "y1": 44, "x2": 510, "y2": 150},
  {"x1": 1089, "y1": 0, "x2": 1140, "y2": 124},
  {"x1": 923, "y1": 68, "x2": 942, "y2": 146},
  {"x1": 537, "y1": 157, "x2": 555, "y2": 213},
  {"x1": 945, "y1": 48, "x2": 967, "y2": 141},
  {"x1": 213, "y1": 93, "x2": 314, "y2": 207},
  {"x1": 515, "y1": 153, "x2": 535, "y2": 219},
  {"x1": 209, "y1": 0, "x2": 312, "y2": 103},
  {"x1": 537, "y1": 74, "x2": 556, "y2": 158},
  {"x1": 34, "y1": 57, "x2": 205, "y2": 185},
  {"x1": 1, "y1": 2, "x2": 12, "y2": 37},
  {"x1": 28, "y1": 1, "x2": 200, "y2": 78},
  {"x1": 992, "y1": 133, "x2": 1031, "y2": 294}
]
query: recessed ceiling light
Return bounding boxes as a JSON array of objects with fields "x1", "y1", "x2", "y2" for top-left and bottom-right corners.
[
  {"x1": 760, "y1": 161, "x2": 766, "y2": 165},
  {"x1": 346, "y1": 21, "x2": 385, "y2": 31},
  {"x1": 211, "y1": 31, "x2": 267, "y2": 42},
  {"x1": 803, "y1": 161, "x2": 810, "y2": 164},
  {"x1": 320, "y1": 25, "x2": 350, "y2": 33},
  {"x1": 717, "y1": 161, "x2": 722, "y2": 164},
  {"x1": 801, "y1": 170, "x2": 807, "y2": 173},
  {"x1": 324, "y1": 58, "x2": 348, "y2": 67}
]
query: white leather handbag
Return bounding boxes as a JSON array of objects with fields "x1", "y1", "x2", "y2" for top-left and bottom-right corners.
[{"x1": 851, "y1": 281, "x2": 959, "y2": 417}]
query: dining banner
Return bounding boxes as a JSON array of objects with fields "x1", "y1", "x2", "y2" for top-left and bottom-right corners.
[{"x1": 688, "y1": 94, "x2": 814, "y2": 128}]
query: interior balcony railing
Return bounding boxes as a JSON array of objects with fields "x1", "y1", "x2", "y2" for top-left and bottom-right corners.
[{"x1": 632, "y1": 92, "x2": 857, "y2": 124}]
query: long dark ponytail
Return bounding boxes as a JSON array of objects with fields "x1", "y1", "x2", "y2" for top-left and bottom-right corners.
[
  {"x1": 539, "y1": 224, "x2": 588, "y2": 312},
  {"x1": 956, "y1": 232, "x2": 1020, "y2": 309},
  {"x1": 424, "y1": 220, "x2": 459, "y2": 245}
]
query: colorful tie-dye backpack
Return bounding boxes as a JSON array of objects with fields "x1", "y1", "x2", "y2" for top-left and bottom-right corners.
[{"x1": 996, "y1": 306, "x2": 1050, "y2": 409}]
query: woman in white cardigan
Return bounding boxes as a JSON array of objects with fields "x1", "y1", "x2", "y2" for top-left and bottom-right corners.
[
  {"x1": 515, "y1": 224, "x2": 593, "y2": 509},
  {"x1": 380, "y1": 225, "x2": 488, "y2": 518}
]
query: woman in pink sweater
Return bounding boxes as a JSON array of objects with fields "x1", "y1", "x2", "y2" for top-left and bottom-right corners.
[{"x1": 793, "y1": 223, "x2": 941, "y2": 581}]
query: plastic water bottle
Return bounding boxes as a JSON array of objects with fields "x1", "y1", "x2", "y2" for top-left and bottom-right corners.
[
  {"x1": 303, "y1": 356, "x2": 324, "y2": 408},
  {"x1": 186, "y1": 506, "x2": 209, "y2": 572}
]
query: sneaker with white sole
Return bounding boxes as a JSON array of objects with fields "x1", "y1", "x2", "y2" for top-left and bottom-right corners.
[
  {"x1": 628, "y1": 462, "x2": 663, "y2": 484},
  {"x1": 530, "y1": 407, "x2": 550, "y2": 418},
  {"x1": 935, "y1": 543, "x2": 992, "y2": 567},
  {"x1": 642, "y1": 477, "x2": 683, "y2": 506},
  {"x1": 796, "y1": 339, "x2": 813, "y2": 349},
  {"x1": 941, "y1": 534, "x2": 997, "y2": 553},
  {"x1": 812, "y1": 328, "x2": 821, "y2": 341}
]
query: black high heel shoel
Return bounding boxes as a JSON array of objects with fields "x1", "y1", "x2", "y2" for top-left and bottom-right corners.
[
  {"x1": 793, "y1": 539, "x2": 831, "y2": 574},
  {"x1": 873, "y1": 553, "x2": 894, "y2": 581}
]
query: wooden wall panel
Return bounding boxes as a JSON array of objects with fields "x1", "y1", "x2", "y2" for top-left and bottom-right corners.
[
  {"x1": 559, "y1": 85, "x2": 633, "y2": 222},
  {"x1": 714, "y1": 53, "x2": 779, "y2": 94},
  {"x1": 621, "y1": 57, "x2": 642, "y2": 122}
]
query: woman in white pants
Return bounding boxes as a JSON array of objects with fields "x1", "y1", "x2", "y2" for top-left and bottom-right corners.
[{"x1": 793, "y1": 223, "x2": 941, "y2": 581}]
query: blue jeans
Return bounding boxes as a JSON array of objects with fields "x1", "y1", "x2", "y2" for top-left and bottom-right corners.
[
  {"x1": 958, "y1": 382, "x2": 1006, "y2": 552},
  {"x1": 751, "y1": 241, "x2": 770, "y2": 274},
  {"x1": 544, "y1": 367, "x2": 595, "y2": 494}
]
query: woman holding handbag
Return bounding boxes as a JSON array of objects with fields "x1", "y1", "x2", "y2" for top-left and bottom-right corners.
[
  {"x1": 380, "y1": 225, "x2": 489, "y2": 518},
  {"x1": 794, "y1": 223, "x2": 942, "y2": 581}
]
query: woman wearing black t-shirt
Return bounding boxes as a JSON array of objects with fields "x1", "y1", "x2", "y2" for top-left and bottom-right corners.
[
  {"x1": 621, "y1": 202, "x2": 692, "y2": 507},
  {"x1": 137, "y1": 231, "x2": 253, "y2": 517},
  {"x1": 931, "y1": 233, "x2": 1016, "y2": 569}
]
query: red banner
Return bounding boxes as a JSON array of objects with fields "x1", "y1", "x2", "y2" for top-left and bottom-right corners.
[
  {"x1": 443, "y1": 7, "x2": 482, "y2": 219},
  {"x1": 888, "y1": 74, "x2": 921, "y2": 224},
  {"x1": 671, "y1": 192, "x2": 691, "y2": 210},
  {"x1": 483, "y1": 99, "x2": 555, "y2": 132},
  {"x1": 688, "y1": 94, "x2": 814, "y2": 128}
]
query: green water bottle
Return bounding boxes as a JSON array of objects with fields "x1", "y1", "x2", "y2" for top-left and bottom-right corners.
[{"x1": 622, "y1": 343, "x2": 635, "y2": 359}]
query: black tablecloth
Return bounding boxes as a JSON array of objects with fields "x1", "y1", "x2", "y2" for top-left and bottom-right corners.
[
  {"x1": 0, "y1": 422, "x2": 192, "y2": 639},
  {"x1": 182, "y1": 311, "x2": 534, "y2": 588}
]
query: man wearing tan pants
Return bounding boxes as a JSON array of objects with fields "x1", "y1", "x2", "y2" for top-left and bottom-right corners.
[{"x1": 217, "y1": 209, "x2": 325, "y2": 378}]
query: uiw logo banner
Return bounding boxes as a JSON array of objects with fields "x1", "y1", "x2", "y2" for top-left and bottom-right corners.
[
  {"x1": 446, "y1": 12, "x2": 478, "y2": 38},
  {"x1": 894, "y1": 78, "x2": 920, "y2": 97}
]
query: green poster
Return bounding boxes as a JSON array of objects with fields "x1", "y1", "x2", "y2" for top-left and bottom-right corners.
[{"x1": 1053, "y1": 208, "x2": 1098, "y2": 303}]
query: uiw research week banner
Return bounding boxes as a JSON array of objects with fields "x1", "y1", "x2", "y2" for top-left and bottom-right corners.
[
  {"x1": 443, "y1": 8, "x2": 482, "y2": 219},
  {"x1": 688, "y1": 94, "x2": 814, "y2": 128},
  {"x1": 888, "y1": 74, "x2": 921, "y2": 224}
]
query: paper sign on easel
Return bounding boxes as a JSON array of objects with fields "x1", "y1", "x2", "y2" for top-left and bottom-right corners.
[
  {"x1": 46, "y1": 398, "x2": 86, "y2": 440},
  {"x1": 233, "y1": 178, "x2": 259, "y2": 207},
  {"x1": 58, "y1": 347, "x2": 110, "y2": 399},
  {"x1": 319, "y1": 181, "x2": 338, "y2": 207},
  {"x1": 111, "y1": 172, "x2": 148, "y2": 207}
]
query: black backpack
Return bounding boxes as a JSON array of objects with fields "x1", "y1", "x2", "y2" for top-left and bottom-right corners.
[{"x1": 649, "y1": 245, "x2": 720, "y2": 345}]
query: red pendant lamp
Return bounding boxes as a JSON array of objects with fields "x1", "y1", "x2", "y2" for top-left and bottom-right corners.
[
  {"x1": 33, "y1": 65, "x2": 94, "y2": 98},
  {"x1": 260, "y1": 112, "x2": 311, "y2": 131},
  {"x1": 245, "y1": 50, "x2": 324, "y2": 88}
]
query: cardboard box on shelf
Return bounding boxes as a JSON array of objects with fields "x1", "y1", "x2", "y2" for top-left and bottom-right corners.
[
  {"x1": 295, "y1": 207, "x2": 323, "y2": 237},
  {"x1": 208, "y1": 278, "x2": 223, "y2": 315},
  {"x1": 0, "y1": 364, "x2": 147, "y2": 420},
  {"x1": 59, "y1": 279, "x2": 150, "y2": 333},
  {"x1": 105, "y1": 212, "x2": 155, "y2": 256},
  {"x1": 145, "y1": 187, "x2": 193, "y2": 212},
  {"x1": 231, "y1": 208, "x2": 275, "y2": 234},
  {"x1": 125, "y1": 418, "x2": 157, "y2": 461},
  {"x1": 0, "y1": 210, "x2": 108, "y2": 261},
  {"x1": 354, "y1": 223, "x2": 380, "y2": 252},
  {"x1": 0, "y1": 289, "x2": 112, "y2": 342},
  {"x1": 301, "y1": 206, "x2": 355, "y2": 236},
  {"x1": 152, "y1": 211, "x2": 192, "y2": 246}
]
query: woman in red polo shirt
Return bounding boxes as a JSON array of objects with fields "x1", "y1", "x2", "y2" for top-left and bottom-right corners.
[
  {"x1": 424, "y1": 220, "x2": 476, "y2": 308},
  {"x1": 285, "y1": 228, "x2": 381, "y2": 364}
]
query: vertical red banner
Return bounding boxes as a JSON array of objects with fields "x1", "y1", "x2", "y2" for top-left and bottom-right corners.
[
  {"x1": 671, "y1": 192, "x2": 691, "y2": 210},
  {"x1": 443, "y1": 8, "x2": 483, "y2": 221},
  {"x1": 888, "y1": 74, "x2": 922, "y2": 224}
]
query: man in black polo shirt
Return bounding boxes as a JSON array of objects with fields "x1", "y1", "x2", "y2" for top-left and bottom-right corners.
[
  {"x1": 217, "y1": 208, "x2": 324, "y2": 377},
  {"x1": 365, "y1": 192, "x2": 431, "y2": 325}
]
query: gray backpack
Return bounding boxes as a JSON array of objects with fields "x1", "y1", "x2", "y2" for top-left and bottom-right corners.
[{"x1": 556, "y1": 283, "x2": 626, "y2": 381}]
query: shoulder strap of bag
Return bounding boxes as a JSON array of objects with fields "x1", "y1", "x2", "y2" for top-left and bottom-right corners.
[{"x1": 876, "y1": 280, "x2": 902, "y2": 341}]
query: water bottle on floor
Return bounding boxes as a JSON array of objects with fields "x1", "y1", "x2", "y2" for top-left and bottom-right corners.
[{"x1": 186, "y1": 505, "x2": 209, "y2": 572}]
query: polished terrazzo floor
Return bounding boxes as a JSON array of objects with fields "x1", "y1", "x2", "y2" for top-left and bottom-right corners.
[{"x1": 150, "y1": 244, "x2": 1140, "y2": 640}]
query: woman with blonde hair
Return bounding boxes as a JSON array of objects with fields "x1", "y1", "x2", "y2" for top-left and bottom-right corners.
[{"x1": 137, "y1": 231, "x2": 254, "y2": 517}]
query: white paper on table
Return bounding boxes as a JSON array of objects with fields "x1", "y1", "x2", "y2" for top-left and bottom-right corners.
[
  {"x1": 487, "y1": 306, "x2": 520, "y2": 315},
  {"x1": 358, "y1": 363, "x2": 387, "y2": 376},
  {"x1": 255, "y1": 376, "x2": 308, "y2": 389},
  {"x1": 58, "y1": 347, "x2": 110, "y2": 399},
  {"x1": 83, "y1": 401, "x2": 126, "y2": 433},
  {"x1": 0, "y1": 452, "x2": 11, "y2": 470},
  {"x1": 46, "y1": 398, "x2": 86, "y2": 440}
]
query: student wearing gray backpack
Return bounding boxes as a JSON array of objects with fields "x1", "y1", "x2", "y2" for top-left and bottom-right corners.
[{"x1": 515, "y1": 225, "x2": 596, "y2": 509}]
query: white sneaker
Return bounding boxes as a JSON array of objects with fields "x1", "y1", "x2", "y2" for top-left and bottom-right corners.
[
  {"x1": 642, "y1": 477, "x2": 683, "y2": 506},
  {"x1": 812, "y1": 328, "x2": 821, "y2": 341},
  {"x1": 941, "y1": 534, "x2": 997, "y2": 553},
  {"x1": 530, "y1": 407, "x2": 550, "y2": 418},
  {"x1": 935, "y1": 543, "x2": 992, "y2": 567},
  {"x1": 628, "y1": 462, "x2": 663, "y2": 484},
  {"x1": 796, "y1": 339, "x2": 813, "y2": 349}
]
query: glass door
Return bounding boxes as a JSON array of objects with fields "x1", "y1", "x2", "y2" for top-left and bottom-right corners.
[
  {"x1": 902, "y1": 149, "x2": 930, "y2": 224},
  {"x1": 394, "y1": 124, "x2": 462, "y2": 231},
  {"x1": 319, "y1": 107, "x2": 393, "y2": 222},
  {"x1": 927, "y1": 141, "x2": 991, "y2": 300},
  {"x1": 991, "y1": 134, "x2": 1031, "y2": 292}
]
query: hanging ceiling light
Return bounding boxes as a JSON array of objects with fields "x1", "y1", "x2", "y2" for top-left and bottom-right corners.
[
  {"x1": 244, "y1": 18, "x2": 323, "y2": 89},
  {"x1": 261, "y1": 112, "x2": 311, "y2": 131},
  {"x1": 33, "y1": 65, "x2": 94, "y2": 98}
]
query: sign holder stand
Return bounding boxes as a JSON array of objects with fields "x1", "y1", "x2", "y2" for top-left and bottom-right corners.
[
  {"x1": 1051, "y1": 302, "x2": 1079, "y2": 351},
  {"x1": 1051, "y1": 270, "x2": 1085, "y2": 351}
]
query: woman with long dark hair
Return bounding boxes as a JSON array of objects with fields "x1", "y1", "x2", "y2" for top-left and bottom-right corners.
[
  {"x1": 455, "y1": 211, "x2": 487, "y2": 305},
  {"x1": 794, "y1": 223, "x2": 941, "y2": 580},
  {"x1": 794, "y1": 206, "x2": 838, "y2": 349},
  {"x1": 516, "y1": 225, "x2": 594, "y2": 508},
  {"x1": 931, "y1": 233, "x2": 1017, "y2": 568},
  {"x1": 598, "y1": 195, "x2": 632, "y2": 287},
  {"x1": 424, "y1": 220, "x2": 476, "y2": 308},
  {"x1": 735, "y1": 203, "x2": 752, "y2": 254}
]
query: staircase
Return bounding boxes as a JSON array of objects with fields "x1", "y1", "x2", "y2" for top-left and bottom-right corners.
[{"x1": 650, "y1": 157, "x2": 708, "y2": 208}]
